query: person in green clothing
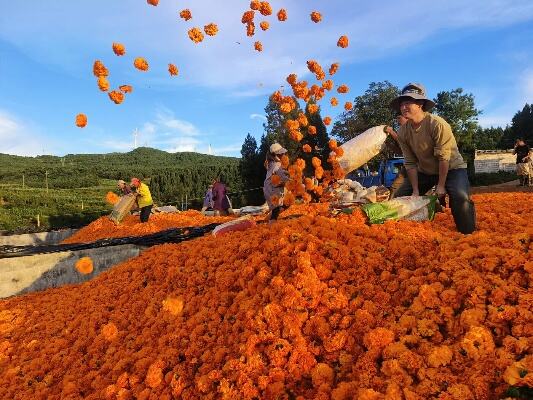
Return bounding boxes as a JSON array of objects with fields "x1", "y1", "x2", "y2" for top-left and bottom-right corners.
[
  {"x1": 389, "y1": 82, "x2": 476, "y2": 234},
  {"x1": 130, "y1": 177, "x2": 153, "y2": 223}
]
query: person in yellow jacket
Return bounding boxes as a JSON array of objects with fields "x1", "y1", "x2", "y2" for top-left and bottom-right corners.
[{"x1": 130, "y1": 177, "x2": 153, "y2": 223}]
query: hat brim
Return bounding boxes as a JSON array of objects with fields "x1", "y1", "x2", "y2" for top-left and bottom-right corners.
[
  {"x1": 274, "y1": 148, "x2": 288, "y2": 155},
  {"x1": 390, "y1": 95, "x2": 435, "y2": 113}
]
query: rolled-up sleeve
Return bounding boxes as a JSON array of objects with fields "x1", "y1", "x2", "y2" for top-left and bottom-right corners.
[
  {"x1": 397, "y1": 134, "x2": 418, "y2": 170},
  {"x1": 432, "y1": 120, "x2": 454, "y2": 161}
]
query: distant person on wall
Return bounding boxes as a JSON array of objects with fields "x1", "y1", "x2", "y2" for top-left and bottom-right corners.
[
  {"x1": 513, "y1": 138, "x2": 531, "y2": 186},
  {"x1": 263, "y1": 143, "x2": 290, "y2": 221},
  {"x1": 389, "y1": 82, "x2": 476, "y2": 234},
  {"x1": 201, "y1": 181, "x2": 215, "y2": 212},
  {"x1": 117, "y1": 180, "x2": 132, "y2": 195},
  {"x1": 130, "y1": 177, "x2": 153, "y2": 223},
  {"x1": 212, "y1": 176, "x2": 231, "y2": 216}
]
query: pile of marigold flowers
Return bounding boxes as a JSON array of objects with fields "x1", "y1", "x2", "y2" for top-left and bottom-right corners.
[{"x1": 0, "y1": 192, "x2": 531, "y2": 399}]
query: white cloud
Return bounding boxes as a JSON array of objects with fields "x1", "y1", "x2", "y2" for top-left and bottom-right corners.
[
  {"x1": 0, "y1": 110, "x2": 47, "y2": 156},
  {"x1": 2, "y1": 0, "x2": 532, "y2": 95},
  {"x1": 250, "y1": 113, "x2": 267, "y2": 121}
]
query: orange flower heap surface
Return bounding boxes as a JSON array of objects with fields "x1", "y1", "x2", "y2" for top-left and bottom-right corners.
[{"x1": 0, "y1": 192, "x2": 531, "y2": 399}]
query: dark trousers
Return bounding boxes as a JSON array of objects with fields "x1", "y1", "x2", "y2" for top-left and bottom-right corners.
[
  {"x1": 393, "y1": 168, "x2": 476, "y2": 234},
  {"x1": 140, "y1": 205, "x2": 152, "y2": 223}
]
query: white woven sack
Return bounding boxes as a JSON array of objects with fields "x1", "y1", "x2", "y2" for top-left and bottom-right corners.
[{"x1": 337, "y1": 125, "x2": 388, "y2": 174}]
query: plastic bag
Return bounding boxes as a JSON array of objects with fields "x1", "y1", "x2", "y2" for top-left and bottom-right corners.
[
  {"x1": 109, "y1": 194, "x2": 137, "y2": 224},
  {"x1": 212, "y1": 216, "x2": 256, "y2": 237},
  {"x1": 362, "y1": 195, "x2": 437, "y2": 224},
  {"x1": 337, "y1": 125, "x2": 388, "y2": 174}
]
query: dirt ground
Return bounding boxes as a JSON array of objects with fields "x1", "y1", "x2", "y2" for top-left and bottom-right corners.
[{"x1": 471, "y1": 179, "x2": 533, "y2": 194}]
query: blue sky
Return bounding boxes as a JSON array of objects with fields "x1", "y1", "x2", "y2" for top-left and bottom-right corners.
[{"x1": 0, "y1": 0, "x2": 532, "y2": 157}]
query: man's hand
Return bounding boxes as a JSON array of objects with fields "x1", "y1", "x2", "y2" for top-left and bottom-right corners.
[{"x1": 435, "y1": 185, "x2": 446, "y2": 196}]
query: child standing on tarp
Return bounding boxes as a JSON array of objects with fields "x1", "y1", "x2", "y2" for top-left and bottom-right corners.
[{"x1": 263, "y1": 143, "x2": 290, "y2": 221}]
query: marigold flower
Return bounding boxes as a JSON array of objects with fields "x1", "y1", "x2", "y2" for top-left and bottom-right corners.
[
  {"x1": 75, "y1": 113, "x2": 87, "y2": 128},
  {"x1": 259, "y1": 2, "x2": 272, "y2": 16},
  {"x1": 280, "y1": 154, "x2": 289, "y2": 168},
  {"x1": 168, "y1": 63, "x2": 179, "y2": 76},
  {"x1": 145, "y1": 361, "x2": 164, "y2": 388},
  {"x1": 330, "y1": 97, "x2": 339, "y2": 107},
  {"x1": 119, "y1": 85, "x2": 133, "y2": 94},
  {"x1": 310, "y1": 11, "x2": 322, "y2": 23},
  {"x1": 204, "y1": 23, "x2": 218, "y2": 36},
  {"x1": 97, "y1": 76, "x2": 109, "y2": 92},
  {"x1": 277, "y1": 9, "x2": 287, "y2": 21},
  {"x1": 247, "y1": 22, "x2": 256, "y2": 37},
  {"x1": 271, "y1": 174, "x2": 281, "y2": 186},
  {"x1": 323, "y1": 116, "x2": 332, "y2": 126},
  {"x1": 322, "y1": 80, "x2": 334, "y2": 91},
  {"x1": 188, "y1": 28, "x2": 204, "y2": 43},
  {"x1": 427, "y1": 346, "x2": 453, "y2": 367},
  {"x1": 112, "y1": 42, "x2": 125, "y2": 56},
  {"x1": 308, "y1": 126, "x2": 317, "y2": 135},
  {"x1": 101, "y1": 322, "x2": 118, "y2": 340},
  {"x1": 93, "y1": 60, "x2": 109, "y2": 77},
  {"x1": 260, "y1": 21, "x2": 269, "y2": 31},
  {"x1": 307, "y1": 104, "x2": 319, "y2": 114},
  {"x1": 337, "y1": 84, "x2": 349, "y2": 94},
  {"x1": 242, "y1": 10, "x2": 255, "y2": 24},
  {"x1": 146, "y1": 0, "x2": 158, "y2": 6},
  {"x1": 337, "y1": 35, "x2": 349, "y2": 48},
  {"x1": 286, "y1": 74, "x2": 297, "y2": 86},
  {"x1": 314, "y1": 166, "x2": 324, "y2": 179},
  {"x1": 108, "y1": 90, "x2": 125, "y2": 104},
  {"x1": 250, "y1": 0, "x2": 260, "y2": 10},
  {"x1": 162, "y1": 297, "x2": 184, "y2": 316},
  {"x1": 254, "y1": 41, "x2": 263, "y2": 52},
  {"x1": 344, "y1": 101, "x2": 353, "y2": 111},
  {"x1": 329, "y1": 63, "x2": 339, "y2": 75},
  {"x1": 75, "y1": 257, "x2": 93, "y2": 274},
  {"x1": 302, "y1": 144, "x2": 312, "y2": 153},
  {"x1": 134, "y1": 57, "x2": 149, "y2": 71},
  {"x1": 179, "y1": 9, "x2": 192, "y2": 21},
  {"x1": 297, "y1": 113, "x2": 308, "y2": 127},
  {"x1": 328, "y1": 139, "x2": 338, "y2": 150},
  {"x1": 334, "y1": 147, "x2": 344, "y2": 157}
]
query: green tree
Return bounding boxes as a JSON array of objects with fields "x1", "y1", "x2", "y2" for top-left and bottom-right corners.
[
  {"x1": 331, "y1": 81, "x2": 399, "y2": 143},
  {"x1": 301, "y1": 101, "x2": 330, "y2": 173},
  {"x1": 473, "y1": 126, "x2": 505, "y2": 150},
  {"x1": 239, "y1": 133, "x2": 264, "y2": 205},
  {"x1": 500, "y1": 104, "x2": 533, "y2": 148}
]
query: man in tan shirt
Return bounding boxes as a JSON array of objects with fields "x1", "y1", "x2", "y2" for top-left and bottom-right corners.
[{"x1": 389, "y1": 83, "x2": 476, "y2": 234}]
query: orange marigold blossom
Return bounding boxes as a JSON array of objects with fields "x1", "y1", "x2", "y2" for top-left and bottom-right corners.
[
  {"x1": 168, "y1": 63, "x2": 179, "y2": 76},
  {"x1": 101, "y1": 322, "x2": 118, "y2": 341},
  {"x1": 204, "y1": 23, "x2": 218, "y2": 36},
  {"x1": 329, "y1": 62, "x2": 339, "y2": 75},
  {"x1": 277, "y1": 9, "x2": 287, "y2": 21},
  {"x1": 105, "y1": 191, "x2": 119, "y2": 205},
  {"x1": 259, "y1": 21, "x2": 269, "y2": 31},
  {"x1": 307, "y1": 104, "x2": 319, "y2": 114},
  {"x1": 302, "y1": 144, "x2": 312, "y2": 153},
  {"x1": 162, "y1": 297, "x2": 184, "y2": 316},
  {"x1": 112, "y1": 42, "x2": 125, "y2": 56},
  {"x1": 97, "y1": 76, "x2": 109, "y2": 92},
  {"x1": 179, "y1": 9, "x2": 192, "y2": 21},
  {"x1": 75, "y1": 113, "x2": 87, "y2": 128},
  {"x1": 259, "y1": 1, "x2": 272, "y2": 16},
  {"x1": 119, "y1": 85, "x2": 133, "y2": 94},
  {"x1": 250, "y1": 0, "x2": 260, "y2": 10},
  {"x1": 271, "y1": 174, "x2": 281, "y2": 186},
  {"x1": 133, "y1": 57, "x2": 149, "y2": 71},
  {"x1": 308, "y1": 125, "x2": 317, "y2": 135},
  {"x1": 93, "y1": 60, "x2": 108, "y2": 77},
  {"x1": 344, "y1": 101, "x2": 353, "y2": 111},
  {"x1": 337, "y1": 35, "x2": 349, "y2": 48},
  {"x1": 297, "y1": 113, "x2": 308, "y2": 127},
  {"x1": 188, "y1": 28, "x2": 204, "y2": 43},
  {"x1": 246, "y1": 22, "x2": 255, "y2": 37},
  {"x1": 328, "y1": 139, "x2": 338, "y2": 149},
  {"x1": 241, "y1": 10, "x2": 255, "y2": 24},
  {"x1": 108, "y1": 90, "x2": 124, "y2": 104},
  {"x1": 286, "y1": 73, "x2": 297, "y2": 85},
  {"x1": 330, "y1": 97, "x2": 339, "y2": 106},
  {"x1": 337, "y1": 84, "x2": 349, "y2": 94},
  {"x1": 74, "y1": 256, "x2": 93, "y2": 274},
  {"x1": 254, "y1": 41, "x2": 263, "y2": 52},
  {"x1": 310, "y1": 11, "x2": 322, "y2": 23},
  {"x1": 323, "y1": 116, "x2": 332, "y2": 126},
  {"x1": 322, "y1": 79, "x2": 334, "y2": 91},
  {"x1": 146, "y1": 0, "x2": 158, "y2": 6}
]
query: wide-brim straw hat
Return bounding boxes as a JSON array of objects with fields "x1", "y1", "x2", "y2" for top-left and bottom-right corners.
[
  {"x1": 270, "y1": 143, "x2": 288, "y2": 155},
  {"x1": 390, "y1": 82, "x2": 436, "y2": 113}
]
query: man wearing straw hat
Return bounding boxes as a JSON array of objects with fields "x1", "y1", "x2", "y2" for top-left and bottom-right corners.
[{"x1": 390, "y1": 83, "x2": 476, "y2": 234}]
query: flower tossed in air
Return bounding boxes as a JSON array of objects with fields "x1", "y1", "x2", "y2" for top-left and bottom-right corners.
[
  {"x1": 134, "y1": 57, "x2": 149, "y2": 71},
  {"x1": 112, "y1": 42, "x2": 125, "y2": 56},
  {"x1": 188, "y1": 28, "x2": 204, "y2": 43},
  {"x1": 344, "y1": 102, "x2": 353, "y2": 111},
  {"x1": 280, "y1": 154, "x2": 289, "y2": 168},
  {"x1": 271, "y1": 175, "x2": 281, "y2": 186},
  {"x1": 168, "y1": 64, "x2": 179, "y2": 76},
  {"x1": 330, "y1": 97, "x2": 339, "y2": 107},
  {"x1": 260, "y1": 21, "x2": 269, "y2": 31},
  {"x1": 97, "y1": 76, "x2": 109, "y2": 92},
  {"x1": 307, "y1": 104, "x2": 319, "y2": 114},
  {"x1": 308, "y1": 126, "x2": 317, "y2": 135},
  {"x1": 146, "y1": 0, "x2": 158, "y2": 6},
  {"x1": 254, "y1": 41, "x2": 263, "y2": 52},
  {"x1": 246, "y1": 22, "x2": 255, "y2": 37},
  {"x1": 119, "y1": 85, "x2": 133, "y2": 94},
  {"x1": 106, "y1": 191, "x2": 120, "y2": 205},
  {"x1": 204, "y1": 23, "x2": 218, "y2": 36},
  {"x1": 93, "y1": 60, "x2": 109, "y2": 77},
  {"x1": 337, "y1": 84, "x2": 349, "y2": 94},
  {"x1": 75, "y1": 257, "x2": 93, "y2": 274},
  {"x1": 323, "y1": 116, "x2": 332, "y2": 126},
  {"x1": 310, "y1": 11, "x2": 322, "y2": 23},
  {"x1": 302, "y1": 144, "x2": 312, "y2": 153},
  {"x1": 242, "y1": 10, "x2": 255, "y2": 24},
  {"x1": 337, "y1": 35, "x2": 349, "y2": 48},
  {"x1": 250, "y1": 0, "x2": 260, "y2": 10},
  {"x1": 259, "y1": 1, "x2": 272, "y2": 16},
  {"x1": 328, "y1": 139, "x2": 338, "y2": 150},
  {"x1": 108, "y1": 90, "x2": 125, "y2": 104},
  {"x1": 179, "y1": 9, "x2": 192, "y2": 21},
  {"x1": 286, "y1": 74, "x2": 297, "y2": 85},
  {"x1": 277, "y1": 9, "x2": 287, "y2": 21},
  {"x1": 75, "y1": 113, "x2": 87, "y2": 128},
  {"x1": 329, "y1": 63, "x2": 339, "y2": 75}
]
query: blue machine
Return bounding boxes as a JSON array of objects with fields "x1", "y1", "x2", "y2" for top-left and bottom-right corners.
[{"x1": 350, "y1": 158, "x2": 405, "y2": 188}]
